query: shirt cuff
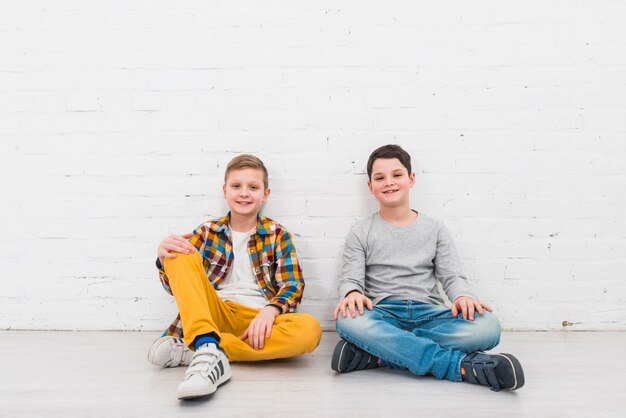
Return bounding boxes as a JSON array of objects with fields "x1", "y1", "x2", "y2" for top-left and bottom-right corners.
[
  {"x1": 338, "y1": 283, "x2": 363, "y2": 300},
  {"x1": 450, "y1": 292, "x2": 479, "y2": 303},
  {"x1": 265, "y1": 304, "x2": 283, "y2": 315},
  {"x1": 267, "y1": 298, "x2": 291, "y2": 314}
]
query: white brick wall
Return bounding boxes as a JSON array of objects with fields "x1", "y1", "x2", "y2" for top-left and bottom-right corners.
[{"x1": 1, "y1": 1, "x2": 625, "y2": 331}]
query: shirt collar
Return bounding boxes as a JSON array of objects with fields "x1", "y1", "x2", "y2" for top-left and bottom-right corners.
[{"x1": 210, "y1": 212, "x2": 270, "y2": 236}]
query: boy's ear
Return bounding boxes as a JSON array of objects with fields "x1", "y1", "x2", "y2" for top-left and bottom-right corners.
[
  {"x1": 409, "y1": 172, "x2": 416, "y2": 187},
  {"x1": 263, "y1": 187, "x2": 271, "y2": 201},
  {"x1": 367, "y1": 181, "x2": 374, "y2": 194},
  {"x1": 223, "y1": 183, "x2": 227, "y2": 198}
]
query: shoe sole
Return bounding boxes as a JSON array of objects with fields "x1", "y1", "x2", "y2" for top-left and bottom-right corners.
[
  {"x1": 493, "y1": 353, "x2": 525, "y2": 390},
  {"x1": 331, "y1": 340, "x2": 351, "y2": 373},
  {"x1": 177, "y1": 369, "x2": 232, "y2": 400},
  {"x1": 147, "y1": 337, "x2": 188, "y2": 368}
]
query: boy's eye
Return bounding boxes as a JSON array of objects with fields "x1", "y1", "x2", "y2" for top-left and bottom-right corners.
[
  {"x1": 250, "y1": 186, "x2": 258, "y2": 190},
  {"x1": 232, "y1": 184, "x2": 240, "y2": 188}
]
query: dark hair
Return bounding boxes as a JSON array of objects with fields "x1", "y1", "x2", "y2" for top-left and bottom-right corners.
[{"x1": 366, "y1": 144, "x2": 412, "y2": 179}]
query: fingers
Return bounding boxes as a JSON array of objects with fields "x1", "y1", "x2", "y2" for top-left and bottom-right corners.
[
  {"x1": 335, "y1": 295, "x2": 371, "y2": 320},
  {"x1": 474, "y1": 301, "x2": 484, "y2": 316},
  {"x1": 454, "y1": 298, "x2": 494, "y2": 320},
  {"x1": 347, "y1": 299, "x2": 357, "y2": 318},
  {"x1": 182, "y1": 232, "x2": 194, "y2": 239},
  {"x1": 243, "y1": 316, "x2": 275, "y2": 350},
  {"x1": 460, "y1": 300, "x2": 468, "y2": 320},
  {"x1": 158, "y1": 250, "x2": 176, "y2": 261},
  {"x1": 244, "y1": 323, "x2": 260, "y2": 350},
  {"x1": 333, "y1": 304, "x2": 340, "y2": 320},
  {"x1": 356, "y1": 298, "x2": 364, "y2": 315},
  {"x1": 163, "y1": 243, "x2": 192, "y2": 255},
  {"x1": 258, "y1": 324, "x2": 267, "y2": 349},
  {"x1": 158, "y1": 232, "x2": 197, "y2": 262},
  {"x1": 161, "y1": 234, "x2": 195, "y2": 251},
  {"x1": 247, "y1": 325, "x2": 256, "y2": 349},
  {"x1": 249, "y1": 323, "x2": 259, "y2": 350},
  {"x1": 468, "y1": 302, "x2": 476, "y2": 321},
  {"x1": 255, "y1": 321, "x2": 269, "y2": 350},
  {"x1": 170, "y1": 235, "x2": 195, "y2": 252},
  {"x1": 253, "y1": 323, "x2": 262, "y2": 350}
]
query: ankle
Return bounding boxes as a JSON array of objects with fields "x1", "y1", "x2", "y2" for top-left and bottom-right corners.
[{"x1": 193, "y1": 334, "x2": 220, "y2": 351}]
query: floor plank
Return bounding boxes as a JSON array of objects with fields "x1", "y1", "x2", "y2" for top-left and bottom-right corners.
[{"x1": 1, "y1": 331, "x2": 624, "y2": 417}]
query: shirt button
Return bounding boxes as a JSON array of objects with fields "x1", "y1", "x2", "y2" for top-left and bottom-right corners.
[{"x1": 254, "y1": 268, "x2": 260, "y2": 273}]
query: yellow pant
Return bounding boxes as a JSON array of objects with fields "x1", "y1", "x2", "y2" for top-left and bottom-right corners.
[{"x1": 164, "y1": 251, "x2": 322, "y2": 361}]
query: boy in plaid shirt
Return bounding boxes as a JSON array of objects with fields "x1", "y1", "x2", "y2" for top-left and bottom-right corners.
[{"x1": 148, "y1": 154, "x2": 321, "y2": 400}]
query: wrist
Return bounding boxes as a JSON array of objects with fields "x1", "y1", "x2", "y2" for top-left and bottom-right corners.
[{"x1": 266, "y1": 305, "x2": 281, "y2": 316}]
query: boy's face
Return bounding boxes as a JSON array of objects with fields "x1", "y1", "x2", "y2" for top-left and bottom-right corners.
[
  {"x1": 368, "y1": 158, "x2": 415, "y2": 208},
  {"x1": 223, "y1": 168, "x2": 270, "y2": 219}
]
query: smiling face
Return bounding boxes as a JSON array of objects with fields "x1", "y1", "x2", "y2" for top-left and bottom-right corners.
[
  {"x1": 368, "y1": 158, "x2": 415, "y2": 208},
  {"x1": 223, "y1": 168, "x2": 270, "y2": 219}
]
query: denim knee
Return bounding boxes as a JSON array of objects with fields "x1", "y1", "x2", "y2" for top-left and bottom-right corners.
[
  {"x1": 471, "y1": 311, "x2": 501, "y2": 351},
  {"x1": 335, "y1": 311, "x2": 378, "y2": 340}
]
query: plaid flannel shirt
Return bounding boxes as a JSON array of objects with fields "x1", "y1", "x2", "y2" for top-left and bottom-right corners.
[{"x1": 157, "y1": 213, "x2": 304, "y2": 338}]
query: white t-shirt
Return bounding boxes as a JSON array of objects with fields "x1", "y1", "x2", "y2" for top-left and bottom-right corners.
[{"x1": 216, "y1": 229, "x2": 267, "y2": 309}]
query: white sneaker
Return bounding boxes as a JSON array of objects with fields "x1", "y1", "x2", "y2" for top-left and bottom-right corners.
[
  {"x1": 177, "y1": 343, "x2": 231, "y2": 400},
  {"x1": 147, "y1": 336, "x2": 193, "y2": 368}
]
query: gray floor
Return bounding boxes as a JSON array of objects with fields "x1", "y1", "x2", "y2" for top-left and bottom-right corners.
[{"x1": 1, "y1": 331, "x2": 625, "y2": 418}]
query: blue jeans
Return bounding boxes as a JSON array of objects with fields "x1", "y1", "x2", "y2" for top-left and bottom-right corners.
[{"x1": 335, "y1": 300, "x2": 501, "y2": 381}]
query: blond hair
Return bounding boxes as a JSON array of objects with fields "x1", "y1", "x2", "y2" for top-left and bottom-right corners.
[{"x1": 224, "y1": 154, "x2": 269, "y2": 189}]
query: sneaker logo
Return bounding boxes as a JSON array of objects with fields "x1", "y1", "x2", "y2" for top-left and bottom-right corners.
[{"x1": 208, "y1": 360, "x2": 224, "y2": 385}]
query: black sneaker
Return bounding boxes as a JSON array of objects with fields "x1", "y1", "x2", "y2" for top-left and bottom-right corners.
[
  {"x1": 461, "y1": 352, "x2": 525, "y2": 391},
  {"x1": 331, "y1": 339, "x2": 380, "y2": 373}
]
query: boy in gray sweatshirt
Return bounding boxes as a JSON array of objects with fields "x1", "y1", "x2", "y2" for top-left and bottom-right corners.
[{"x1": 331, "y1": 144, "x2": 524, "y2": 392}]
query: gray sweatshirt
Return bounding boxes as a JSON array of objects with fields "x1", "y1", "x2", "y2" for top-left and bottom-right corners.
[{"x1": 338, "y1": 211, "x2": 477, "y2": 306}]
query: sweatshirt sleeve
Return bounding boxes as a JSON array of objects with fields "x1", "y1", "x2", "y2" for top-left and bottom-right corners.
[
  {"x1": 338, "y1": 226, "x2": 367, "y2": 299},
  {"x1": 434, "y1": 222, "x2": 478, "y2": 302}
]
